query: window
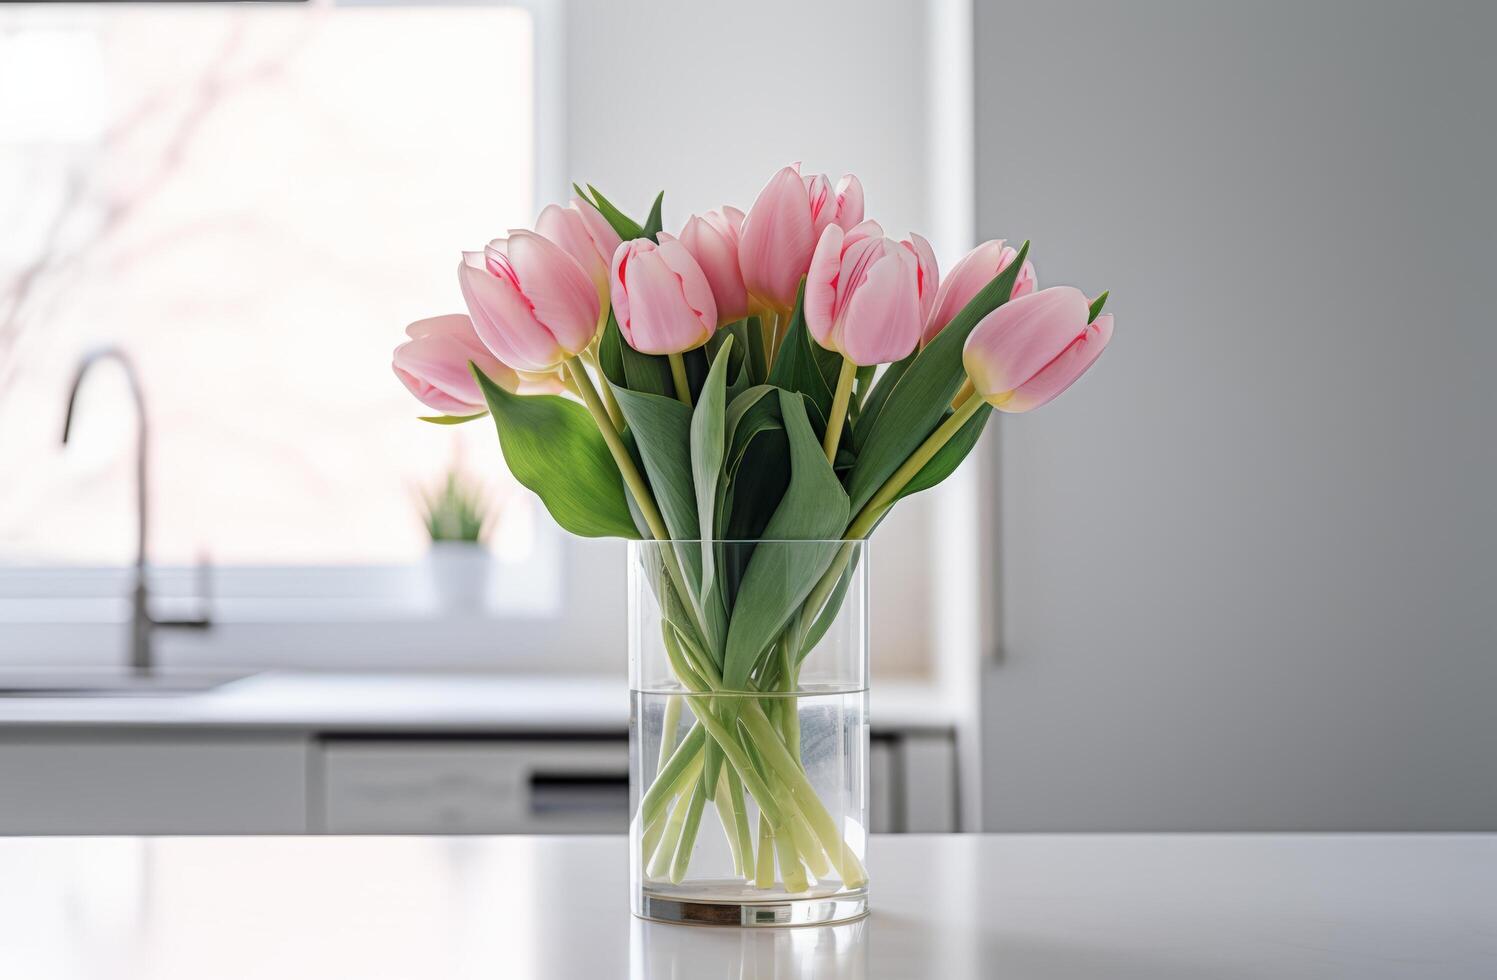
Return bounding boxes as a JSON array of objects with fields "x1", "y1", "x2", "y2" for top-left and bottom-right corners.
[{"x1": 0, "y1": 0, "x2": 584, "y2": 664}]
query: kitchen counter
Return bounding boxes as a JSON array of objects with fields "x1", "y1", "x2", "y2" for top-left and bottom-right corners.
[
  {"x1": 1, "y1": 834, "x2": 1491, "y2": 979},
  {"x1": 0, "y1": 671, "x2": 952, "y2": 734}
]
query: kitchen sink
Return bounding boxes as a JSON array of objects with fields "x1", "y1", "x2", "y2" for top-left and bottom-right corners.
[{"x1": 0, "y1": 669, "x2": 256, "y2": 697}]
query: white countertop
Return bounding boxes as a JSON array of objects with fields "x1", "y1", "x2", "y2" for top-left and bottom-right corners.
[
  {"x1": 0, "y1": 672, "x2": 952, "y2": 735},
  {"x1": 1, "y1": 834, "x2": 1491, "y2": 979}
]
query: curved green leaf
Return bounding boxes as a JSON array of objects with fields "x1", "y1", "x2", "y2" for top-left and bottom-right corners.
[
  {"x1": 418, "y1": 412, "x2": 487, "y2": 425},
  {"x1": 641, "y1": 190, "x2": 665, "y2": 241},
  {"x1": 584, "y1": 184, "x2": 645, "y2": 240},
  {"x1": 472, "y1": 366, "x2": 638, "y2": 539},
  {"x1": 895, "y1": 403, "x2": 992, "y2": 502},
  {"x1": 722, "y1": 391, "x2": 849, "y2": 689},
  {"x1": 610, "y1": 384, "x2": 697, "y2": 547}
]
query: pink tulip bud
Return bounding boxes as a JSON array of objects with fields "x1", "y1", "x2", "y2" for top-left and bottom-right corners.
[
  {"x1": 804, "y1": 222, "x2": 925, "y2": 366},
  {"x1": 739, "y1": 164, "x2": 865, "y2": 313},
  {"x1": 678, "y1": 207, "x2": 748, "y2": 324},
  {"x1": 536, "y1": 197, "x2": 622, "y2": 314},
  {"x1": 961, "y1": 286, "x2": 1113, "y2": 413},
  {"x1": 458, "y1": 230, "x2": 601, "y2": 373},
  {"x1": 610, "y1": 232, "x2": 719, "y2": 355},
  {"x1": 923, "y1": 239, "x2": 1037, "y2": 346},
  {"x1": 392, "y1": 314, "x2": 562, "y2": 414}
]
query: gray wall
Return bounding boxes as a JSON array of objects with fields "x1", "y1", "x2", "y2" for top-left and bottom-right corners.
[{"x1": 975, "y1": 0, "x2": 1497, "y2": 830}]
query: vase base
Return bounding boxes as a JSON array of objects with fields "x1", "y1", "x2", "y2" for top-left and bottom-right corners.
[{"x1": 636, "y1": 890, "x2": 867, "y2": 928}]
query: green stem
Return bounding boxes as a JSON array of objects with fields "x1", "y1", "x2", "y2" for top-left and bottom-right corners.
[
  {"x1": 844, "y1": 389, "x2": 986, "y2": 540},
  {"x1": 580, "y1": 349, "x2": 624, "y2": 429},
  {"x1": 641, "y1": 795, "x2": 672, "y2": 865},
  {"x1": 649, "y1": 790, "x2": 690, "y2": 878},
  {"x1": 669, "y1": 782, "x2": 708, "y2": 883},
  {"x1": 715, "y1": 767, "x2": 747, "y2": 877},
  {"x1": 775, "y1": 828, "x2": 809, "y2": 893},
  {"x1": 668, "y1": 352, "x2": 692, "y2": 407},
  {"x1": 754, "y1": 813, "x2": 776, "y2": 888},
  {"x1": 655, "y1": 695, "x2": 682, "y2": 774},
  {"x1": 822, "y1": 356, "x2": 857, "y2": 462},
  {"x1": 567, "y1": 357, "x2": 669, "y2": 542},
  {"x1": 725, "y1": 765, "x2": 755, "y2": 876}
]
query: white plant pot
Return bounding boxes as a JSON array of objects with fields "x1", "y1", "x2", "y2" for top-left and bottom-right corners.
[{"x1": 426, "y1": 541, "x2": 492, "y2": 613}]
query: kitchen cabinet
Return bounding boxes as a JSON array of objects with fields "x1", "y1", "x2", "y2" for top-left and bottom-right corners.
[
  {"x1": 0, "y1": 731, "x2": 308, "y2": 834},
  {"x1": 0, "y1": 674, "x2": 957, "y2": 835}
]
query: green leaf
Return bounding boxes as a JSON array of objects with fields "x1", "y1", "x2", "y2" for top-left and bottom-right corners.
[
  {"x1": 471, "y1": 366, "x2": 638, "y2": 539},
  {"x1": 743, "y1": 315, "x2": 769, "y2": 386},
  {"x1": 720, "y1": 385, "x2": 785, "y2": 538},
  {"x1": 597, "y1": 316, "x2": 627, "y2": 388},
  {"x1": 606, "y1": 309, "x2": 672, "y2": 395},
  {"x1": 846, "y1": 241, "x2": 1030, "y2": 515},
  {"x1": 852, "y1": 364, "x2": 877, "y2": 409},
  {"x1": 418, "y1": 412, "x2": 487, "y2": 425},
  {"x1": 707, "y1": 320, "x2": 753, "y2": 401},
  {"x1": 894, "y1": 403, "x2": 992, "y2": 502},
  {"x1": 1088, "y1": 290, "x2": 1109, "y2": 323},
  {"x1": 851, "y1": 352, "x2": 913, "y2": 452},
  {"x1": 796, "y1": 544, "x2": 859, "y2": 662},
  {"x1": 610, "y1": 384, "x2": 697, "y2": 547},
  {"x1": 689, "y1": 337, "x2": 734, "y2": 656},
  {"x1": 641, "y1": 190, "x2": 665, "y2": 241},
  {"x1": 586, "y1": 184, "x2": 646, "y2": 240},
  {"x1": 721, "y1": 391, "x2": 850, "y2": 689},
  {"x1": 766, "y1": 280, "x2": 837, "y2": 424},
  {"x1": 691, "y1": 338, "x2": 732, "y2": 551}
]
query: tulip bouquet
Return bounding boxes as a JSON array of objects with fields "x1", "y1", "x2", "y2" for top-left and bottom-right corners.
[{"x1": 393, "y1": 164, "x2": 1113, "y2": 899}]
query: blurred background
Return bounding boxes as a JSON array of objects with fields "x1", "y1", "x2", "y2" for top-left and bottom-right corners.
[{"x1": 0, "y1": 0, "x2": 1492, "y2": 838}]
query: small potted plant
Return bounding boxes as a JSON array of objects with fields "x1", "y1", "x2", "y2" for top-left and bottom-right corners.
[{"x1": 420, "y1": 469, "x2": 493, "y2": 612}]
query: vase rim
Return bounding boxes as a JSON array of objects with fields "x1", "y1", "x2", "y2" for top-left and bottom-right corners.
[{"x1": 627, "y1": 538, "x2": 868, "y2": 546}]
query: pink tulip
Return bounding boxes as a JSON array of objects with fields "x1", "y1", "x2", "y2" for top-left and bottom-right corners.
[
  {"x1": 962, "y1": 286, "x2": 1113, "y2": 413},
  {"x1": 804, "y1": 222, "x2": 928, "y2": 366},
  {"x1": 923, "y1": 239, "x2": 1037, "y2": 346},
  {"x1": 536, "y1": 197, "x2": 621, "y2": 313},
  {"x1": 392, "y1": 314, "x2": 561, "y2": 414},
  {"x1": 610, "y1": 233, "x2": 718, "y2": 355},
  {"x1": 738, "y1": 164, "x2": 865, "y2": 312},
  {"x1": 458, "y1": 231, "x2": 600, "y2": 373},
  {"x1": 678, "y1": 207, "x2": 748, "y2": 324}
]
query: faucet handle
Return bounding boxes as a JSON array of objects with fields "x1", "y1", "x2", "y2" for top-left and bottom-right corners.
[{"x1": 151, "y1": 550, "x2": 213, "y2": 630}]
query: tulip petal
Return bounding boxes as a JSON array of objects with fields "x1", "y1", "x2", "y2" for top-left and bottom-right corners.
[
  {"x1": 656, "y1": 233, "x2": 718, "y2": 335},
  {"x1": 1000, "y1": 312, "x2": 1113, "y2": 413},
  {"x1": 804, "y1": 224, "x2": 845, "y2": 349},
  {"x1": 503, "y1": 231, "x2": 601, "y2": 354},
  {"x1": 393, "y1": 313, "x2": 554, "y2": 413},
  {"x1": 459, "y1": 259, "x2": 564, "y2": 372},
  {"x1": 839, "y1": 246, "x2": 922, "y2": 366},
  {"x1": 962, "y1": 286, "x2": 1092, "y2": 404},
  {"x1": 739, "y1": 165, "x2": 817, "y2": 311},
  {"x1": 833, "y1": 174, "x2": 864, "y2": 230},
  {"x1": 903, "y1": 232, "x2": 940, "y2": 324}
]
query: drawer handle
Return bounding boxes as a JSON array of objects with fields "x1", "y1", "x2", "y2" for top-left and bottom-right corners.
[{"x1": 528, "y1": 771, "x2": 628, "y2": 816}]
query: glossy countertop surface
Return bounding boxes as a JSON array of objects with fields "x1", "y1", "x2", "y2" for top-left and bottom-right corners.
[{"x1": 1, "y1": 834, "x2": 1492, "y2": 979}]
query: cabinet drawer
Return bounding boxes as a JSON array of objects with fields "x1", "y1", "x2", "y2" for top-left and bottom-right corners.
[
  {"x1": 319, "y1": 739, "x2": 628, "y2": 834},
  {"x1": 0, "y1": 733, "x2": 308, "y2": 834}
]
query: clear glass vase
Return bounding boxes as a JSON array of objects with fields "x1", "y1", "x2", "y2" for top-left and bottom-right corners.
[{"x1": 629, "y1": 539, "x2": 869, "y2": 927}]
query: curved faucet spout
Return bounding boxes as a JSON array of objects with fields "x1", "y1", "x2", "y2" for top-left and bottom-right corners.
[{"x1": 60, "y1": 347, "x2": 152, "y2": 671}]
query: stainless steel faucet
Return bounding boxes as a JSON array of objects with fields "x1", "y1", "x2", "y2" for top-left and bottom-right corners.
[{"x1": 61, "y1": 348, "x2": 211, "y2": 674}]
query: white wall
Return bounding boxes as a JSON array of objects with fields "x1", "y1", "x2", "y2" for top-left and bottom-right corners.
[
  {"x1": 563, "y1": 0, "x2": 948, "y2": 676},
  {"x1": 974, "y1": 0, "x2": 1497, "y2": 829}
]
